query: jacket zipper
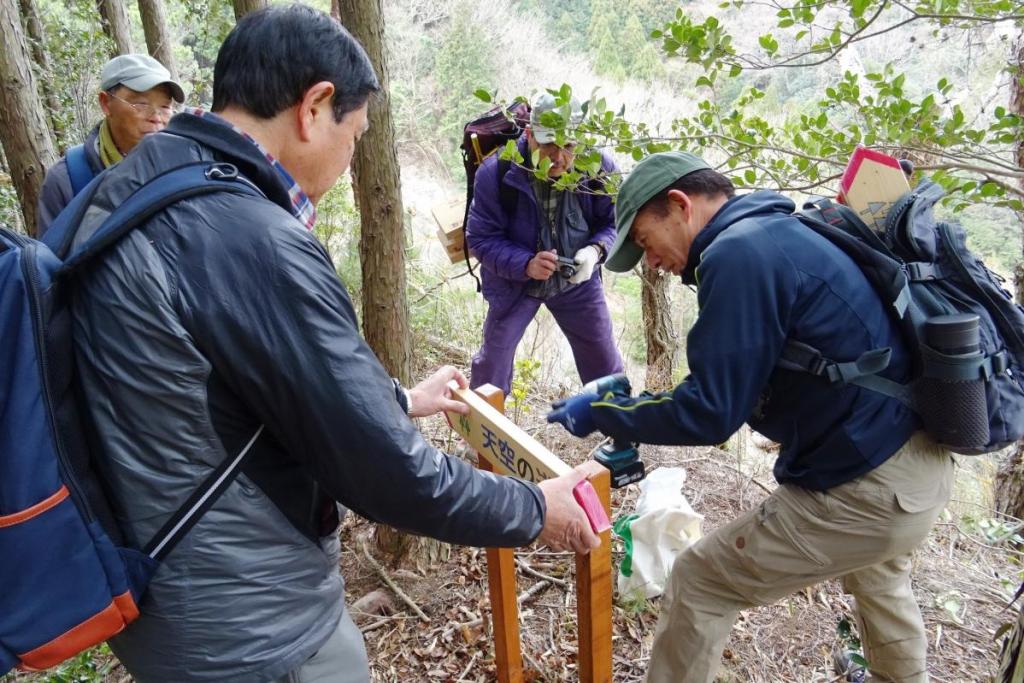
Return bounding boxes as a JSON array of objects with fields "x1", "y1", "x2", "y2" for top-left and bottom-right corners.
[{"x1": 3, "y1": 227, "x2": 92, "y2": 518}]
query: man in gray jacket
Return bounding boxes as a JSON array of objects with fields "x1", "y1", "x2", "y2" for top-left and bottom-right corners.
[
  {"x1": 36, "y1": 53, "x2": 184, "y2": 236},
  {"x1": 69, "y1": 6, "x2": 601, "y2": 682}
]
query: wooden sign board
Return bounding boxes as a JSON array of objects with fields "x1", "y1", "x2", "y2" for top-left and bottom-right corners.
[
  {"x1": 446, "y1": 384, "x2": 612, "y2": 683},
  {"x1": 431, "y1": 198, "x2": 468, "y2": 264},
  {"x1": 446, "y1": 384, "x2": 570, "y2": 482},
  {"x1": 837, "y1": 146, "x2": 910, "y2": 234}
]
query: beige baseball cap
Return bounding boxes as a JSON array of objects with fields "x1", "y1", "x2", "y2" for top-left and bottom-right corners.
[
  {"x1": 530, "y1": 92, "x2": 583, "y2": 145},
  {"x1": 100, "y1": 54, "x2": 185, "y2": 102}
]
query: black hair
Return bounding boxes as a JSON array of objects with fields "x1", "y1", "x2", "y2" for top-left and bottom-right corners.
[
  {"x1": 212, "y1": 4, "x2": 380, "y2": 122},
  {"x1": 641, "y1": 168, "x2": 736, "y2": 217}
]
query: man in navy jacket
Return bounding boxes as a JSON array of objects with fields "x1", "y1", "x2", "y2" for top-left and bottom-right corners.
[{"x1": 548, "y1": 152, "x2": 954, "y2": 683}]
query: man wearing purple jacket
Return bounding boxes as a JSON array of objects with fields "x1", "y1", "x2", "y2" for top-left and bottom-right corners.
[{"x1": 466, "y1": 92, "x2": 624, "y2": 394}]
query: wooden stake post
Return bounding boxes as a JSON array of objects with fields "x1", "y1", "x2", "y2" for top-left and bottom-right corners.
[{"x1": 446, "y1": 384, "x2": 613, "y2": 683}]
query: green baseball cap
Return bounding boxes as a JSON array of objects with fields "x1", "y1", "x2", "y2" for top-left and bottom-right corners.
[
  {"x1": 605, "y1": 151, "x2": 711, "y2": 272},
  {"x1": 100, "y1": 54, "x2": 185, "y2": 102}
]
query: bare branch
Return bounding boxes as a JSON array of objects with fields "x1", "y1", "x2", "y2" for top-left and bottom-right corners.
[{"x1": 734, "y1": 2, "x2": 1023, "y2": 71}]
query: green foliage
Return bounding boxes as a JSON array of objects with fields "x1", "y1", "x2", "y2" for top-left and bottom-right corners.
[
  {"x1": 384, "y1": 22, "x2": 439, "y2": 167},
  {"x1": 621, "y1": 14, "x2": 663, "y2": 83},
  {"x1": 617, "y1": 586, "x2": 655, "y2": 616},
  {"x1": 37, "y1": 0, "x2": 117, "y2": 144},
  {"x1": 406, "y1": 266, "x2": 487, "y2": 371},
  {"x1": 0, "y1": 180, "x2": 23, "y2": 234},
  {"x1": 496, "y1": 85, "x2": 624, "y2": 193},
  {"x1": 5, "y1": 644, "x2": 117, "y2": 683},
  {"x1": 961, "y1": 513, "x2": 1024, "y2": 545},
  {"x1": 482, "y1": 3, "x2": 1022, "y2": 293},
  {"x1": 836, "y1": 616, "x2": 869, "y2": 669},
  {"x1": 518, "y1": 0, "x2": 594, "y2": 52},
  {"x1": 589, "y1": 12, "x2": 626, "y2": 83},
  {"x1": 645, "y1": 1, "x2": 1024, "y2": 211},
  {"x1": 509, "y1": 357, "x2": 541, "y2": 422},
  {"x1": 33, "y1": 0, "x2": 232, "y2": 152},
  {"x1": 432, "y1": 3, "x2": 499, "y2": 173},
  {"x1": 586, "y1": 0, "x2": 669, "y2": 83},
  {"x1": 941, "y1": 203, "x2": 1023, "y2": 275},
  {"x1": 173, "y1": 0, "x2": 237, "y2": 106},
  {"x1": 314, "y1": 177, "x2": 362, "y2": 302}
]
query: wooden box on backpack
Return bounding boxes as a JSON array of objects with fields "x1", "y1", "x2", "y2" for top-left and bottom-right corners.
[{"x1": 432, "y1": 198, "x2": 468, "y2": 264}]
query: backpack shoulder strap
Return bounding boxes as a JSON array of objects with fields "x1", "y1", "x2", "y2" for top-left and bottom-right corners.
[
  {"x1": 48, "y1": 160, "x2": 266, "y2": 562},
  {"x1": 778, "y1": 208, "x2": 917, "y2": 405},
  {"x1": 796, "y1": 209, "x2": 912, "y2": 319},
  {"x1": 498, "y1": 158, "x2": 517, "y2": 216},
  {"x1": 144, "y1": 424, "x2": 264, "y2": 561},
  {"x1": 58, "y1": 161, "x2": 262, "y2": 276},
  {"x1": 778, "y1": 339, "x2": 911, "y2": 404},
  {"x1": 65, "y1": 144, "x2": 96, "y2": 196}
]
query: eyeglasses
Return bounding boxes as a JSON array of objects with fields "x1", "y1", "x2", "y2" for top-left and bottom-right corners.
[
  {"x1": 108, "y1": 91, "x2": 180, "y2": 119},
  {"x1": 538, "y1": 141, "x2": 577, "y2": 153}
]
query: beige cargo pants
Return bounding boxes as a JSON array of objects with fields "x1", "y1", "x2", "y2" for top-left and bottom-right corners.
[{"x1": 646, "y1": 432, "x2": 955, "y2": 683}]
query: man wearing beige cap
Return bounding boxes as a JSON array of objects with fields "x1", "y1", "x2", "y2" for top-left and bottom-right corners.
[
  {"x1": 548, "y1": 151, "x2": 954, "y2": 682},
  {"x1": 36, "y1": 54, "x2": 184, "y2": 235}
]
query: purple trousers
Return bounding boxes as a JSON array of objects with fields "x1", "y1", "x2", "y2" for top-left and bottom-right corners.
[{"x1": 471, "y1": 277, "x2": 623, "y2": 395}]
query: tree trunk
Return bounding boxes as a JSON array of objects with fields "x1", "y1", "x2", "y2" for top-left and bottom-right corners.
[
  {"x1": 995, "y1": 29, "x2": 1024, "y2": 521},
  {"x1": 996, "y1": 443, "x2": 1024, "y2": 522},
  {"x1": 0, "y1": 0, "x2": 56, "y2": 235},
  {"x1": 95, "y1": 0, "x2": 133, "y2": 56},
  {"x1": 997, "y1": 584, "x2": 1024, "y2": 683},
  {"x1": 337, "y1": 0, "x2": 422, "y2": 568},
  {"x1": 1013, "y1": 28, "x2": 1024, "y2": 305},
  {"x1": 17, "y1": 0, "x2": 64, "y2": 152},
  {"x1": 641, "y1": 262, "x2": 677, "y2": 392},
  {"x1": 137, "y1": 0, "x2": 176, "y2": 79},
  {"x1": 231, "y1": 0, "x2": 265, "y2": 22},
  {"x1": 337, "y1": 0, "x2": 411, "y2": 386}
]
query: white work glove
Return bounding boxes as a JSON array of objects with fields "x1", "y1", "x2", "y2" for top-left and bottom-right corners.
[{"x1": 568, "y1": 245, "x2": 601, "y2": 284}]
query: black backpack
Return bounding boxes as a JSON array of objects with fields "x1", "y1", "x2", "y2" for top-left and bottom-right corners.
[{"x1": 781, "y1": 179, "x2": 1024, "y2": 454}]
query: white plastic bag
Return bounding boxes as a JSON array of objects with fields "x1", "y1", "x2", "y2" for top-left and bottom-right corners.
[{"x1": 614, "y1": 467, "x2": 703, "y2": 600}]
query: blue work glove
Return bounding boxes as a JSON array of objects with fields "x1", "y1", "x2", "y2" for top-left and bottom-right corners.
[{"x1": 546, "y1": 391, "x2": 600, "y2": 437}]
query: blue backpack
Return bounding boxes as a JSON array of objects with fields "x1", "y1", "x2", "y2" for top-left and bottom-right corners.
[
  {"x1": 1, "y1": 161, "x2": 263, "y2": 673},
  {"x1": 781, "y1": 179, "x2": 1024, "y2": 454}
]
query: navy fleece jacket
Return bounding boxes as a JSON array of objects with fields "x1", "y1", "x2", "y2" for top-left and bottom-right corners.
[{"x1": 594, "y1": 191, "x2": 917, "y2": 490}]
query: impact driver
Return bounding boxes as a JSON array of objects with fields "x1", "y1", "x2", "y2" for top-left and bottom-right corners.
[{"x1": 580, "y1": 373, "x2": 646, "y2": 488}]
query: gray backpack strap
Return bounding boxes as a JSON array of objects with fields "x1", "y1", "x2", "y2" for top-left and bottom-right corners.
[{"x1": 778, "y1": 340, "x2": 911, "y2": 405}]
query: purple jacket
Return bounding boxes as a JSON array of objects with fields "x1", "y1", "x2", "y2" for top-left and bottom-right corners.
[{"x1": 466, "y1": 136, "x2": 618, "y2": 304}]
